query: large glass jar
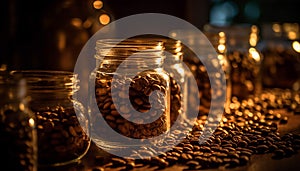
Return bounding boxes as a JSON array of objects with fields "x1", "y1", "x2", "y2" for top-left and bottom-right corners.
[
  {"x1": 204, "y1": 24, "x2": 263, "y2": 100},
  {"x1": 10, "y1": 71, "x2": 90, "y2": 166},
  {"x1": 259, "y1": 23, "x2": 300, "y2": 90},
  {"x1": 0, "y1": 72, "x2": 37, "y2": 171},
  {"x1": 89, "y1": 39, "x2": 170, "y2": 152}
]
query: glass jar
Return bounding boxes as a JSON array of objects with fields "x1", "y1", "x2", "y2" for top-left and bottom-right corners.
[
  {"x1": 0, "y1": 72, "x2": 37, "y2": 171},
  {"x1": 170, "y1": 29, "x2": 228, "y2": 117},
  {"x1": 162, "y1": 39, "x2": 187, "y2": 125},
  {"x1": 203, "y1": 30, "x2": 231, "y2": 111},
  {"x1": 259, "y1": 23, "x2": 300, "y2": 90},
  {"x1": 10, "y1": 70, "x2": 90, "y2": 166},
  {"x1": 204, "y1": 24, "x2": 263, "y2": 100},
  {"x1": 89, "y1": 39, "x2": 170, "y2": 152}
]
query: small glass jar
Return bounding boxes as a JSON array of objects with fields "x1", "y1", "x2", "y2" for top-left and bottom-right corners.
[
  {"x1": 10, "y1": 71, "x2": 90, "y2": 166},
  {"x1": 259, "y1": 22, "x2": 300, "y2": 90},
  {"x1": 204, "y1": 24, "x2": 263, "y2": 100},
  {"x1": 0, "y1": 72, "x2": 37, "y2": 171},
  {"x1": 89, "y1": 39, "x2": 170, "y2": 151}
]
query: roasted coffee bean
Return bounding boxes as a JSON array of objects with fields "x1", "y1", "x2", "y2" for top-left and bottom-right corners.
[{"x1": 279, "y1": 116, "x2": 288, "y2": 124}]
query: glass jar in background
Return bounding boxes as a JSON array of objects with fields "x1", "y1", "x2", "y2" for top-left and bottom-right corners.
[
  {"x1": 204, "y1": 24, "x2": 263, "y2": 100},
  {"x1": 89, "y1": 39, "x2": 170, "y2": 154},
  {"x1": 0, "y1": 72, "x2": 37, "y2": 171},
  {"x1": 10, "y1": 71, "x2": 90, "y2": 167},
  {"x1": 258, "y1": 23, "x2": 300, "y2": 90},
  {"x1": 169, "y1": 30, "x2": 227, "y2": 121},
  {"x1": 203, "y1": 30, "x2": 231, "y2": 111}
]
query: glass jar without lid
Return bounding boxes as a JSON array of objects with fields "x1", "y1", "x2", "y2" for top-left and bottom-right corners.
[
  {"x1": 89, "y1": 39, "x2": 170, "y2": 153},
  {"x1": 10, "y1": 70, "x2": 90, "y2": 166}
]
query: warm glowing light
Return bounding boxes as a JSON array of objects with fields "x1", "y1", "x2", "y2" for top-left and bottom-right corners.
[
  {"x1": 272, "y1": 23, "x2": 281, "y2": 33},
  {"x1": 249, "y1": 48, "x2": 260, "y2": 62},
  {"x1": 99, "y1": 14, "x2": 110, "y2": 25},
  {"x1": 19, "y1": 103, "x2": 25, "y2": 111},
  {"x1": 288, "y1": 31, "x2": 297, "y2": 40},
  {"x1": 251, "y1": 25, "x2": 258, "y2": 33},
  {"x1": 218, "y1": 44, "x2": 226, "y2": 53},
  {"x1": 71, "y1": 18, "x2": 82, "y2": 28},
  {"x1": 93, "y1": 0, "x2": 103, "y2": 9},
  {"x1": 29, "y1": 118, "x2": 35, "y2": 127},
  {"x1": 249, "y1": 33, "x2": 258, "y2": 47},
  {"x1": 219, "y1": 32, "x2": 225, "y2": 37},
  {"x1": 292, "y1": 41, "x2": 300, "y2": 53}
]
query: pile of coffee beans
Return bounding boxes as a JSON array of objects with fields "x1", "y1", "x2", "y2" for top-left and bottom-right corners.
[
  {"x1": 93, "y1": 70, "x2": 169, "y2": 139},
  {"x1": 0, "y1": 109, "x2": 37, "y2": 171},
  {"x1": 33, "y1": 106, "x2": 90, "y2": 165},
  {"x1": 91, "y1": 88, "x2": 300, "y2": 170}
]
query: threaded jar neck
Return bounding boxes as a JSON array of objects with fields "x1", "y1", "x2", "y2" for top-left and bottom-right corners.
[
  {"x1": 95, "y1": 39, "x2": 165, "y2": 72},
  {"x1": 10, "y1": 70, "x2": 79, "y2": 99}
]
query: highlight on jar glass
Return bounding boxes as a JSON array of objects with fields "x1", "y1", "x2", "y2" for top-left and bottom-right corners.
[
  {"x1": 258, "y1": 22, "x2": 300, "y2": 91},
  {"x1": 10, "y1": 70, "x2": 91, "y2": 167},
  {"x1": 89, "y1": 38, "x2": 171, "y2": 156},
  {"x1": 0, "y1": 71, "x2": 38, "y2": 171},
  {"x1": 204, "y1": 24, "x2": 263, "y2": 101}
]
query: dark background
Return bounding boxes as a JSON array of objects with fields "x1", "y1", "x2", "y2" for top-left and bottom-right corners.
[{"x1": 0, "y1": 0, "x2": 299, "y2": 71}]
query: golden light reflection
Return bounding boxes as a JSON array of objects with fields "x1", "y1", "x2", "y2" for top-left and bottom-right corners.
[
  {"x1": 272, "y1": 23, "x2": 281, "y2": 33},
  {"x1": 99, "y1": 14, "x2": 110, "y2": 25},
  {"x1": 19, "y1": 103, "x2": 25, "y2": 111},
  {"x1": 174, "y1": 63, "x2": 185, "y2": 75},
  {"x1": 29, "y1": 118, "x2": 35, "y2": 127},
  {"x1": 249, "y1": 48, "x2": 260, "y2": 62},
  {"x1": 218, "y1": 44, "x2": 226, "y2": 53},
  {"x1": 93, "y1": 0, "x2": 103, "y2": 9},
  {"x1": 288, "y1": 31, "x2": 297, "y2": 40},
  {"x1": 71, "y1": 18, "x2": 82, "y2": 28},
  {"x1": 292, "y1": 41, "x2": 300, "y2": 53}
]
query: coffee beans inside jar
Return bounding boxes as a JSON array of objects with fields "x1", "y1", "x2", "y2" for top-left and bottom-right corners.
[
  {"x1": 10, "y1": 70, "x2": 90, "y2": 166},
  {"x1": 0, "y1": 73, "x2": 37, "y2": 171},
  {"x1": 89, "y1": 39, "x2": 170, "y2": 151}
]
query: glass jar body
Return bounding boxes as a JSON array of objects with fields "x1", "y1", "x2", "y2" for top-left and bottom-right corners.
[
  {"x1": 89, "y1": 39, "x2": 170, "y2": 152},
  {"x1": 259, "y1": 23, "x2": 300, "y2": 90},
  {"x1": 11, "y1": 71, "x2": 90, "y2": 167},
  {"x1": 204, "y1": 24, "x2": 263, "y2": 100},
  {"x1": 0, "y1": 75, "x2": 38, "y2": 171}
]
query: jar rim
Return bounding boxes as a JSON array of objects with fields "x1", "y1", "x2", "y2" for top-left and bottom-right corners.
[
  {"x1": 96, "y1": 38, "x2": 163, "y2": 49},
  {"x1": 10, "y1": 70, "x2": 79, "y2": 94}
]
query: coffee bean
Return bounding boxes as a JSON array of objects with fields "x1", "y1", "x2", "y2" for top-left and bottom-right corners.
[{"x1": 280, "y1": 116, "x2": 288, "y2": 124}]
